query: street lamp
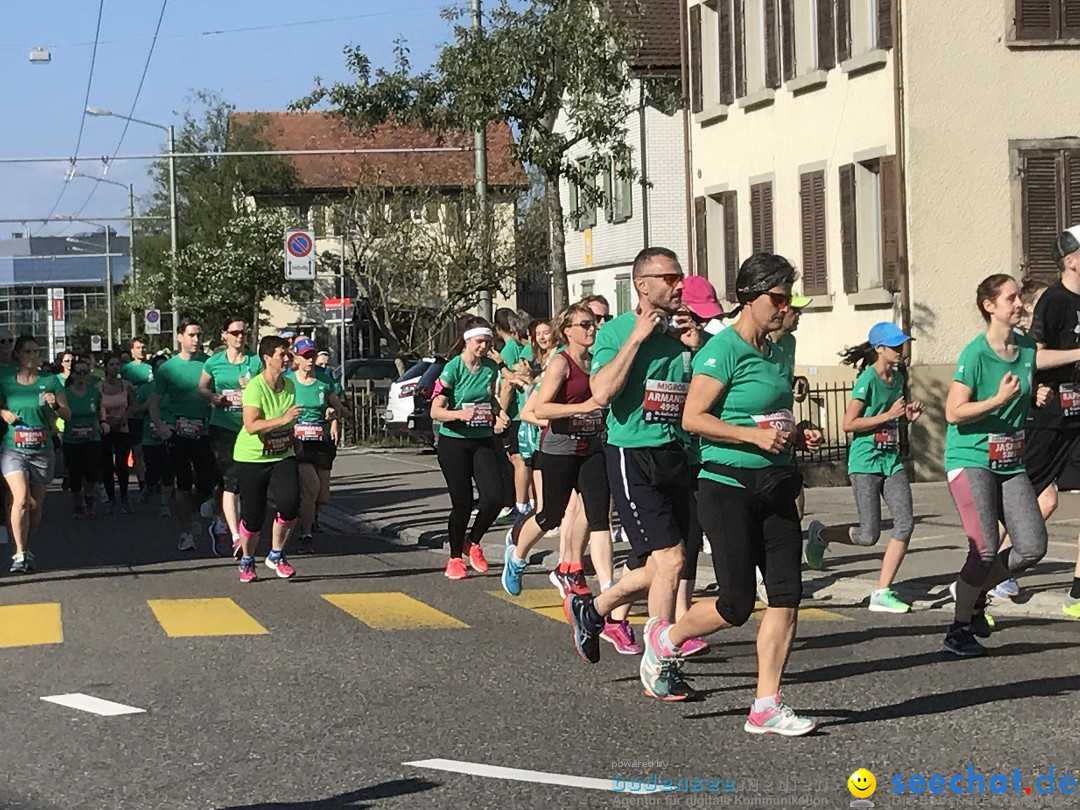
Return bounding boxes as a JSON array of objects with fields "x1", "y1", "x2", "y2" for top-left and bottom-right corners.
[
  {"x1": 86, "y1": 106, "x2": 177, "y2": 345},
  {"x1": 29, "y1": 47, "x2": 51, "y2": 64},
  {"x1": 59, "y1": 219, "x2": 115, "y2": 351}
]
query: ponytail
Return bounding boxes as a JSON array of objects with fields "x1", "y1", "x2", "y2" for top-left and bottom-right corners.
[{"x1": 839, "y1": 342, "x2": 878, "y2": 372}]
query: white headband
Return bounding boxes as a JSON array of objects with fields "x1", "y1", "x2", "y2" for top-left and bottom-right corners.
[{"x1": 463, "y1": 327, "x2": 493, "y2": 341}]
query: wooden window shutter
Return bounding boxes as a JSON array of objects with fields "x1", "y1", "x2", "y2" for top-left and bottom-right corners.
[
  {"x1": 695, "y1": 196, "x2": 709, "y2": 277},
  {"x1": 1063, "y1": 0, "x2": 1080, "y2": 39},
  {"x1": 781, "y1": 0, "x2": 796, "y2": 80},
  {"x1": 1015, "y1": 0, "x2": 1058, "y2": 39},
  {"x1": 817, "y1": 0, "x2": 836, "y2": 69},
  {"x1": 765, "y1": 0, "x2": 781, "y2": 89},
  {"x1": 733, "y1": 0, "x2": 747, "y2": 98},
  {"x1": 880, "y1": 155, "x2": 901, "y2": 292},
  {"x1": 750, "y1": 184, "x2": 762, "y2": 252},
  {"x1": 836, "y1": 0, "x2": 852, "y2": 63},
  {"x1": 1021, "y1": 150, "x2": 1062, "y2": 282},
  {"x1": 751, "y1": 182, "x2": 775, "y2": 253},
  {"x1": 878, "y1": 0, "x2": 894, "y2": 48},
  {"x1": 719, "y1": 0, "x2": 735, "y2": 104},
  {"x1": 1066, "y1": 149, "x2": 1080, "y2": 228},
  {"x1": 812, "y1": 172, "x2": 827, "y2": 294},
  {"x1": 839, "y1": 163, "x2": 859, "y2": 294},
  {"x1": 762, "y1": 182, "x2": 774, "y2": 252},
  {"x1": 801, "y1": 171, "x2": 828, "y2": 296},
  {"x1": 722, "y1": 191, "x2": 740, "y2": 302},
  {"x1": 690, "y1": 4, "x2": 704, "y2": 113}
]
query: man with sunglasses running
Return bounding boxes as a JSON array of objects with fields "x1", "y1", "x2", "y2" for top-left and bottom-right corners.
[{"x1": 565, "y1": 247, "x2": 704, "y2": 700}]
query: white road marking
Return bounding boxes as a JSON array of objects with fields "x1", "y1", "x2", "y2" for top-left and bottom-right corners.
[
  {"x1": 41, "y1": 693, "x2": 146, "y2": 716},
  {"x1": 404, "y1": 758, "x2": 676, "y2": 795}
]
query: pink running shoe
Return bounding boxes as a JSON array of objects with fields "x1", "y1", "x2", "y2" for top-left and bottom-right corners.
[
  {"x1": 600, "y1": 619, "x2": 643, "y2": 655},
  {"x1": 445, "y1": 557, "x2": 468, "y2": 580},
  {"x1": 238, "y1": 559, "x2": 257, "y2": 584},
  {"x1": 265, "y1": 554, "x2": 295, "y2": 579},
  {"x1": 679, "y1": 637, "x2": 710, "y2": 657}
]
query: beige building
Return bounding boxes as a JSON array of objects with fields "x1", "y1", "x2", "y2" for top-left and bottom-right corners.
[{"x1": 686, "y1": 0, "x2": 1080, "y2": 478}]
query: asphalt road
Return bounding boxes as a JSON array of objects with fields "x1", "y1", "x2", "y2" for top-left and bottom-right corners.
[{"x1": 0, "y1": 488, "x2": 1078, "y2": 810}]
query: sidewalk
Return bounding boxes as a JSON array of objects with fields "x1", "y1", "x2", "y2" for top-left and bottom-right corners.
[{"x1": 323, "y1": 448, "x2": 1080, "y2": 621}]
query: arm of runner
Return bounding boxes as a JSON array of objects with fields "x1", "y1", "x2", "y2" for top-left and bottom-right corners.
[
  {"x1": 682, "y1": 374, "x2": 791, "y2": 454},
  {"x1": 148, "y1": 392, "x2": 173, "y2": 440},
  {"x1": 1034, "y1": 344, "x2": 1080, "y2": 370},
  {"x1": 945, "y1": 375, "x2": 1019, "y2": 425},
  {"x1": 842, "y1": 396, "x2": 906, "y2": 433},
  {"x1": 429, "y1": 392, "x2": 474, "y2": 425},
  {"x1": 520, "y1": 386, "x2": 548, "y2": 428},
  {"x1": 243, "y1": 403, "x2": 302, "y2": 436},
  {"x1": 197, "y1": 369, "x2": 222, "y2": 406},
  {"x1": 589, "y1": 308, "x2": 663, "y2": 407},
  {"x1": 532, "y1": 354, "x2": 598, "y2": 421},
  {"x1": 51, "y1": 389, "x2": 71, "y2": 422}
]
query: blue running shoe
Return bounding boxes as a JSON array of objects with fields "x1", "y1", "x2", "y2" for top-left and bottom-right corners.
[
  {"x1": 564, "y1": 593, "x2": 601, "y2": 664},
  {"x1": 502, "y1": 544, "x2": 527, "y2": 597}
]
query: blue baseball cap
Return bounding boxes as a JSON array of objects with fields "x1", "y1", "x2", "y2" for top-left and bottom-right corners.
[
  {"x1": 868, "y1": 322, "x2": 913, "y2": 348},
  {"x1": 293, "y1": 337, "x2": 318, "y2": 356}
]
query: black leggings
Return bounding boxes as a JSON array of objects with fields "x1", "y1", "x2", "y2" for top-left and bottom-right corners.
[
  {"x1": 235, "y1": 456, "x2": 300, "y2": 535},
  {"x1": 534, "y1": 450, "x2": 610, "y2": 533},
  {"x1": 700, "y1": 477, "x2": 803, "y2": 626},
  {"x1": 63, "y1": 441, "x2": 101, "y2": 493},
  {"x1": 143, "y1": 443, "x2": 175, "y2": 489},
  {"x1": 682, "y1": 474, "x2": 702, "y2": 580},
  {"x1": 101, "y1": 430, "x2": 133, "y2": 501},
  {"x1": 436, "y1": 434, "x2": 503, "y2": 558},
  {"x1": 168, "y1": 435, "x2": 217, "y2": 499}
]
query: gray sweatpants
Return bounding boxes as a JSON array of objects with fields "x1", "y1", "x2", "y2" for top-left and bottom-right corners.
[{"x1": 850, "y1": 470, "x2": 915, "y2": 546}]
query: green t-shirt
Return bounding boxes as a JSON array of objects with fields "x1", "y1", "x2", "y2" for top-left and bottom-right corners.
[
  {"x1": 0, "y1": 372, "x2": 65, "y2": 453},
  {"x1": 437, "y1": 354, "x2": 500, "y2": 439},
  {"x1": 64, "y1": 386, "x2": 101, "y2": 443},
  {"x1": 291, "y1": 374, "x2": 336, "y2": 443},
  {"x1": 120, "y1": 361, "x2": 153, "y2": 386},
  {"x1": 154, "y1": 354, "x2": 210, "y2": 425},
  {"x1": 233, "y1": 374, "x2": 297, "y2": 463},
  {"x1": 590, "y1": 311, "x2": 692, "y2": 449},
  {"x1": 202, "y1": 349, "x2": 263, "y2": 432},
  {"x1": 771, "y1": 333, "x2": 797, "y2": 383},
  {"x1": 314, "y1": 366, "x2": 344, "y2": 397},
  {"x1": 137, "y1": 382, "x2": 170, "y2": 446},
  {"x1": 847, "y1": 366, "x2": 906, "y2": 476},
  {"x1": 945, "y1": 333, "x2": 1036, "y2": 474},
  {"x1": 694, "y1": 328, "x2": 795, "y2": 487},
  {"x1": 501, "y1": 339, "x2": 525, "y2": 421}
]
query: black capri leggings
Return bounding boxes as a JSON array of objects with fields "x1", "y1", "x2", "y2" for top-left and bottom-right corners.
[
  {"x1": 681, "y1": 469, "x2": 702, "y2": 581},
  {"x1": 235, "y1": 456, "x2": 300, "y2": 535},
  {"x1": 167, "y1": 435, "x2": 218, "y2": 499},
  {"x1": 534, "y1": 450, "x2": 610, "y2": 533},
  {"x1": 143, "y1": 443, "x2": 175, "y2": 489},
  {"x1": 101, "y1": 430, "x2": 133, "y2": 501},
  {"x1": 63, "y1": 441, "x2": 101, "y2": 492},
  {"x1": 436, "y1": 434, "x2": 503, "y2": 558},
  {"x1": 700, "y1": 476, "x2": 803, "y2": 627}
]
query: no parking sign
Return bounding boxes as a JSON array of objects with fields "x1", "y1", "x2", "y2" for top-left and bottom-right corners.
[
  {"x1": 284, "y1": 229, "x2": 317, "y2": 281},
  {"x1": 145, "y1": 309, "x2": 161, "y2": 335}
]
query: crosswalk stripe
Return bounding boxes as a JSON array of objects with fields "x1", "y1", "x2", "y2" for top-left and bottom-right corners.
[
  {"x1": 0, "y1": 603, "x2": 62, "y2": 647},
  {"x1": 322, "y1": 593, "x2": 468, "y2": 630},
  {"x1": 147, "y1": 598, "x2": 269, "y2": 637}
]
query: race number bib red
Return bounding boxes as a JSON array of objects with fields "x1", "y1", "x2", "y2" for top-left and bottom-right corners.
[
  {"x1": 568, "y1": 409, "x2": 603, "y2": 438},
  {"x1": 875, "y1": 419, "x2": 900, "y2": 452},
  {"x1": 1061, "y1": 384, "x2": 1080, "y2": 418},
  {"x1": 988, "y1": 431, "x2": 1025, "y2": 471},
  {"x1": 221, "y1": 389, "x2": 243, "y2": 412},
  {"x1": 294, "y1": 421, "x2": 325, "y2": 442},
  {"x1": 262, "y1": 427, "x2": 293, "y2": 457},
  {"x1": 13, "y1": 425, "x2": 47, "y2": 451},
  {"x1": 752, "y1": 409, "x2": 796, "y2": 433},
  {"x1": 175, "y1": 417, "x2": 204, "y2": 440},
  {"x1": 69, "y1": 423, "x2": 95, "y2": 441},
  {"x1": 463, "y1": 402, "x2": 494, "y2": 428},
  {"x1": 642, "y1": 380, "x2": 688, "y2": 424}
]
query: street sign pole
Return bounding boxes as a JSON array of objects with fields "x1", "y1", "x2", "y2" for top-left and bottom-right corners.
[{"x1": 339, "y1": 237, "x2": 346, "y2": 383}]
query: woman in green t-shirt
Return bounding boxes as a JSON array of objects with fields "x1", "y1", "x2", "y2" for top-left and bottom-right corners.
[
  {"x1": 803, "y1": 322, "x2": 923, "y2": 614},
  {"x1": 941, "y1": 275, "x2": 1050, "y2": 657},
  {"x1": 0, "y1": 335, "x2": 71, "y2": 573},
  {"x1": 62, "y1": 357, "x2": 105, "y2": 519},
  {"x1": 430, "y1": 316, "x2": 509, "y2": 580}
]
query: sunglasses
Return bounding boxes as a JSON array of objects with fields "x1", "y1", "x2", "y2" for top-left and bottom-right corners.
[
  {"x1": 0, "y1": 339, "x2": 12, "y2": 345},
  {"x1": 763, "y1": 291, "x2": 792, "y2": 308},
  {"x1": 571, "y1": 320, "x2": 597, "y2": 331},
  {"x1": 639, "y1": 273, "x2": 685, "y2": 288},
  {"x1": 595, "y1": 314, "x2": 613, "y2": 323},
  {"x1": 226, "y1": 329, "x2": 246, "y2": 337}
]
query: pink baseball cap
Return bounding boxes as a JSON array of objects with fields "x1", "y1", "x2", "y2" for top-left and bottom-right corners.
[{"x1": 682, "y1": 275, "x2": 724, "y2": 319}]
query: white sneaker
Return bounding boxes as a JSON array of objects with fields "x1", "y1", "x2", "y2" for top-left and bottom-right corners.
[
  {"x1": 755, "y1": 567, "x2": 768, "y2": 605},
  {"x1": 177, "y1": 533, "x2": 196, "y2": 552}
]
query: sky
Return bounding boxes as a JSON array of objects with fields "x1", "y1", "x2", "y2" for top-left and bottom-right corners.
[{"x1": 0, "y1": 0, "x2": 460, "y2": 237}]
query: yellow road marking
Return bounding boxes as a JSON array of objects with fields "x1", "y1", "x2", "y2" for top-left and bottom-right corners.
[
  {"x1": 147, "y1": 598, "x2": 268, "y2": 637},
  {"x1": 752, "y1": 602, "x2": 852, "y2": 621},
  {"x1": 323, "y1": 593, "x2": 468, "y2": 630},
  {"x1": 0, "y1": 603, "x2": 62, "y2": 647}
]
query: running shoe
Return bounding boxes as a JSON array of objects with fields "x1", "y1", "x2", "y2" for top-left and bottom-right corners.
[
  {"x1": 9, "y1": 551, "x2": 34, "y2": 574},
  {"x1": 567, "y1": 568, "x2": 591, "y2": 596},
  {"x1": 600, "y1": 619, "x2": 642, "y2": 655},
  {"x1": 501, "y1": 545, "x2": 527, "y2": 597},
  {"x1": 444, "y1": 557, "x2": 467, "y2": 580},
  {"x1": 1063, "y1": 596, "x2": 1080, "y2": 619},
  {"x1": 177, "y1": 532, "x2": 196, "y2": 552},
  {"x1": 969, "y1": 610, "x2": 995, "y2": 639},
  {"x1": 208, "y1": 519, "x2": 232, "y2": 558},
  {"x1": 942, "y1": 625, "x2": 985, "y2": 657},
  {"x1": 296, "y1": 534, "x2": 315, "y2": 555},
  {"x1": 506, "y1": 509, "x2": 532, "y2": 547},
  {"x1": 661, "y1": 663, "x2": 700, "y2": 701},
  {"x1": 755, "y1": 567, "x2": 768, "y2": 604},
  {"x1": 803, "y1": 520, "x2": 826, "y2": 570},
  {"x1": 157, "y1": 503, "x2": 171, "y2": 519},
  {"x1": 493, "y1": 506, "x2": 517, "y2": 527},
  {"x1": 640, "y1": 617, "x2": 683, "y2": 701},
  {"x1": 466, "y1": 542, "x2": 490, "y2": 574},
  {"x1": 564, "y1": 593, "x2": 602, "y2": 664},
  {"x1": 119, "y1": 497, "x2": 133, "y2": 515},
  {"x1": 238, "y1": 558, "x2": 257, "y2": 584},
  {"x1": 549, "y1": 569, "x2": 574, "y2": 598},
  {"x1": 990, "y1": 579, "x2": 1020, "y2": 601},
  {"x1": 265, "y1": 553, "x2": 296, "y2": 579},
  {"x1": 869, "y1": 588, "x2": 910, "y2": 614},
  {"x1": 679, "y1": 637, "x2": 710, "y2": 657},
  {"x1": 643, "y1": 657, "x2": 694, "y2": 702},
  {"x1": 744, "y1": 698, "x2": 817, "y2": 736}
]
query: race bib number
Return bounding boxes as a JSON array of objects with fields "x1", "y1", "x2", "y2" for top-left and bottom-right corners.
[
  {"x1": 69, "y1": 423, "x2": 95, "y2": 441},
  {"x1": 463, "y1": 402, "x2": 494, "y2": 428},
  {"x1": 874, "y1": 419, "x2": 900, "y2": 452},
  {"x1": 262, "y1": 428, "x2": 293, "y2": 457},
  {"x1": 1061, "y1": 384, "x2": 1080, "y2": 418},
  {"x1": 568, "y1": 409, "x2": 603, "y2": 438},
  {"x1": 643, "y1": 380, "x2": 688, "y2": 424},
  {"x1": 989, "y1": 431, "x2": 1025, "y2": 471},
  {"x1": 752, "y1": 409, "x2": 796, "y2": 433},
  {"x1": 294, "y1": 421, "x2": 325, "y2": 442},
  {"x1": 14, "y1": 425, "x2": 47, "y2": 451},
  {"x1": 221, "y1": 389, "x2": 243, "y2": 412},
  {"x1": 175, "y1": 417, "x2": 204, "y2": 440}
]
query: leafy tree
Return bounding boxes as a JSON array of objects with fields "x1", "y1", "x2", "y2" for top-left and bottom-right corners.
[{"x1": 293, "y1": 0, "x2": 675, "y2": 310}]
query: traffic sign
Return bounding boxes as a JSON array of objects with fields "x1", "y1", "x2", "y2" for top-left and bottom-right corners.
[
  {"x1": 323, "y1": 297, "x2": 352, "y2": 311},
  {"x1": 90, "y1": 335, "x2": 102, "y2": 352},
  {"x1": 285, "y1": 229, "x2": 317, "y2": 280},
  {"x1": 47, "y1": 287, "x2": 66, "y2": 358},
  {"x1": 145, "y1": 309, "x2": 161, "y2": 335}
]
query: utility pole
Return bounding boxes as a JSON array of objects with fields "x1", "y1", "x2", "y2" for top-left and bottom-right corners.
[
  {"x1": 167, "y1": 124, "x2": 179, "y2": 346},
  {"x1": 128, "y1": 184, "x2": 137, "y2": 341},
  {"x1": 473, "y1": 0, "x2": 492, "y2": 322},
  {"x1": 104, "y1": 227, "x2": 114, "y2": 351}
]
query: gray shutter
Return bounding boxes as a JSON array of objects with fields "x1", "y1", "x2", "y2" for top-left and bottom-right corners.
[
  {"x1": 733, "y1": 0, "x2": 746, "y2": 98},
  {"x1": 765, "y1": 0, "x2": 781, "y2": 89},
  {"x1": 695, "y1": 196, "x2": 709, "y2": 277},
  {"x1": 690, "y1": 4, "x2": 704, "y2": 113},
  {"x1": 837, "y1": 0, "x2": 851, "y2": 62},
  {"x1": 722, "y1": 191, "x2": 740, "y2": 302},
  {"x1": 878, "y1": 0, "x2": 894, "y2": 48},
  {"x1": 880, "y1": 155, "x2": 901, "y2": 293},
  {"x1": 1015, "y1": 0, "x2": 1058, "y2": 39},
  {"x1": 719, "y1": 0, "x2": 735, "y2": 104},
  {"x1": 839, "y1": 163, "x2": 859, "y2": 294},
  {"x1": 781, "y1": 0, "x2": 796, "y2": 81},
  {"x1": 1063, "y1": 0, "x2": 1080, "y2": 37},
  {"x1": 817, "y1": 0, "x2": 836, "y2": 69},
  {"x1": 1021, "y1": 150, "x2": 1062, "y2": 282}
]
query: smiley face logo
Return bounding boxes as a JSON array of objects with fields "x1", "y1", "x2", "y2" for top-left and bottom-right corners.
[{"x1": 848, "y1": 769, "x2": 876, "y2": 799}]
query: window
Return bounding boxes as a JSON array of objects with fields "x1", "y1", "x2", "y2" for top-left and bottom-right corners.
[
  {"x1": 839, "y1": 156, "x2": 901, "y2": 294},
  {"x1": 604, "y1": 157, "x2": 633, "y2": 224},
  {"x1": 750, "y1": 181, "x2": 774, "y2": 253},
  {"x1": 615, "y1": 276, "x2": 632, "y2": 314},
  {"x1": 567, "y1": 160, "x2": 598, "y2": 232},
  {"x1": 579, "y1": 280, "x2": 595, "y2": 300},
  {"x1": 837, "y1": 0, "x2": 893, "y2": 61},
  {"x1": 696, "y1": 192, "x2": 740, "y2": 301},
  {"x1": 1020, "y1": 147, "x2": 1080, "y2": 282},
  {"x1": 800, "y1": 170, "x2": 828, "y2": 296},
  {"x1": 1014, "y1": 0, "x2": 1080, "y2": 41},
  {"x1": 782, "y1": 0, "x2": 820, "y2": 78}
]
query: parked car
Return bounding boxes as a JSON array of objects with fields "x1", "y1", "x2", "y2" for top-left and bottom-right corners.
[
  {"x1": 384, "y1": 357, "x2": 446, "y2": 446},
  {"x1": 334, "y1": 358, "x2": 402, "y2": 391}
]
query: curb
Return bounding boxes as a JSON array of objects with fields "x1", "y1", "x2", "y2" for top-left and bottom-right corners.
[{"x1": 319, "y1": 504, "x2": 445, "y2": 549}]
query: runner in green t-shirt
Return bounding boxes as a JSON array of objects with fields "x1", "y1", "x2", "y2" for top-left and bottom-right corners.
[
  {"x1": 803, "y1": 322, "x2": 922, "y2": 615},
  {"x1": 494, "y1": 307, "x2": 533, "y2": 524},
  {"x1": 941, "y1": 274, "x2": 1051, "y2": 657},
  {"x1": 0, "y1": 335, "x2": 71, "y2": 573},
  {"x1": 232, "y1": 335, "x2": 303, "y2": 584},
  {"x1": 61, "y1": 362, "x2": 105, "y2": 520},
  {"x1": 133, "y1": 354, "x2": 175, "y2": 518},
  {"x1": 120, "y1": 336, "x2": 153, "y2": 497}
]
